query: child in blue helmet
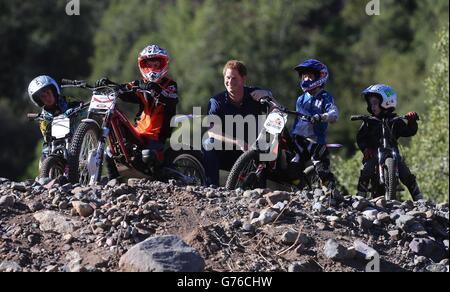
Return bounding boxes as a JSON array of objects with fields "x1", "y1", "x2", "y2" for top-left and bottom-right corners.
[{"x1": 291, "y1": 59, "x2": 339, "y2": 192}]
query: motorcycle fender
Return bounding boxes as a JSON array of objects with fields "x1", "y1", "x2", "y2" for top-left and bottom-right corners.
[{"x1": 81, "y1": 118, "x2": 101, "y2": 129}]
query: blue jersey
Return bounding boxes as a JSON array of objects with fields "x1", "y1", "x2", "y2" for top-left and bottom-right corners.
[{"x1": 291, "y1": 90, "x2": 338, "y2": 144}]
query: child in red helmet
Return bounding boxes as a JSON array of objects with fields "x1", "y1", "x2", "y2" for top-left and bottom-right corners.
[{"x1": 96, "y1": 44, "x2": 178, "y2": 180}]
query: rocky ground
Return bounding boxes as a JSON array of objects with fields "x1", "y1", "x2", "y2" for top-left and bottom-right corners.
[{"x1": 0, "y1": 176, "x2": 448, "y2": 272}]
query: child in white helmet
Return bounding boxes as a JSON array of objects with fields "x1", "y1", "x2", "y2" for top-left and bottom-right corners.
[
  {"x1": 28, "y1": 75, "x2": 82, "y2": 169},
  {"x1": 356, "y1": 84, "x2": 423, "y2": 201}
]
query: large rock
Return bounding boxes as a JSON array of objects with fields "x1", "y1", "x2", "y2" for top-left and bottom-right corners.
[
  {"x1": 119, "y1": 235, "x2": 205, "y2": 272},
  {"x1": 34, "y1": 211, "x2": 80, "y2": 234},
  {"x1": 409, "y1": 238, "x2": 448, "y2": 262}
]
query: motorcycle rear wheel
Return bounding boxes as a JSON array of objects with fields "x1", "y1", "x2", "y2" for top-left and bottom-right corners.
[{"x1": 167, "y1": 151, "x2": 207, "y2": 186}]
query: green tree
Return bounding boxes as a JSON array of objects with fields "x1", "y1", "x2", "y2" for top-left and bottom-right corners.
[{"x1": 402, "y1": 25, "x2": 449, "y2": 203}]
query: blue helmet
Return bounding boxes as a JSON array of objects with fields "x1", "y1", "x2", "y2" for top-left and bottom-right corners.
[{"x1": 294, "y1": 59, "x2": 329, "y2": 92}]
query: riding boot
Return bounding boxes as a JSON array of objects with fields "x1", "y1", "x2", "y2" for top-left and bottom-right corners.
[{"x1": 105, "y1": 155, "x2": 119, "y2": 180}]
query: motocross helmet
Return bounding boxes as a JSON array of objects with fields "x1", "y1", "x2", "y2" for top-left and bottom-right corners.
[
  {"x1": 362, "y1": 84, "x2": 397, "y2": 114},
  {"x1": 138, "y1": 44, "x2": 170, "y2": 83},
  {"x1": 294, "y1": 59, "x2": 329, "y2": 92},
  {"x1": 28, "y1": 75, "x2": 61, "y2": 107}
]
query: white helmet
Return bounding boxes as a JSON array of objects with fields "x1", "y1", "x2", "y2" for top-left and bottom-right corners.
[
  {"x1": 28, "y1": 75, "x2": 61, "y2": 107},
  {"x1": 362, "y1": 84, "x2": 397, "y2": 113},
  {"x1": 137, "y1": 45, "x2": 170, "y2": 83}
]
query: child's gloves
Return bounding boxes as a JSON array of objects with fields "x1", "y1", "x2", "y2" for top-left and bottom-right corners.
[
  {"x1": 95, "y1": 77, "x2": 113, "y2": 87},
  {"x1": 405, "y1": 112, "x2": 419, "y2": 121},
  {"x1": 311, "y1": 114, "x2": 322, "y2": 124},
  {"x1": 139, "y1": 81, "x2": 162, "y2": 96},
  {"x1": 363, "y1": 148, "x2": 376, "y2": 161}
]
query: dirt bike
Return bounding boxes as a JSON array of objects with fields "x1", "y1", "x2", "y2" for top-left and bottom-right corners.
[
  {"x1": 350, "y1": 114, "x2": 414, "y2": 200},
  {"x1": 27, "y1": 103, "x2": 88, "y2": 180},
  {"x1": 63, "y1": 79, "x2": 206, "y2": 186},
  {"x1": 225, "y1": 96, "x2": 342, "y2": 191}
]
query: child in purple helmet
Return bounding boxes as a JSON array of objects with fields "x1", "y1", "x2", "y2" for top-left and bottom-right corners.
[{"x1": 291, "y1": 59, "x2": 339, "y2": 193}]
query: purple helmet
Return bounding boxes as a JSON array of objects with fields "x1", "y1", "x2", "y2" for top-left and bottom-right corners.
[{"x1": 294, "y1": 59, "x2": 329, "y2": 92}]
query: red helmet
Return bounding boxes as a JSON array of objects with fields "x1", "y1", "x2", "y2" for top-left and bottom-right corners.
[{"x1": 138, "y1": 45, "x2": 169, "y2": 83}]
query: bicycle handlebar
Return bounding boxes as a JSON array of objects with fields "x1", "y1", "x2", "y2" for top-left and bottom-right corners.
[
  {"x1": 260, "y1": 97, "x2": 312, "y2": 122},
  {"x1": 350, "y1": 115, "x2": 415, "y2": 122}
]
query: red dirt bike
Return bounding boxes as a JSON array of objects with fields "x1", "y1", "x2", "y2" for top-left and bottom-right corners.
[
  {"x1": 62, "y1": 79, "x2": 206, "y2": 186},
  {"x1": 226, "y1": 96, "x2": 342, "y2": 191}
]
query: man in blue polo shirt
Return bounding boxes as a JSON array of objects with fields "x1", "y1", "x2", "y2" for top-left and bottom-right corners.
[{"x1": 203, "y1": 60, "x2": 272, "y2": 186}]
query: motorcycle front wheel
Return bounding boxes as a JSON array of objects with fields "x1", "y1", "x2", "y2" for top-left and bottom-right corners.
[
  {"x1": 226, "y1": 150, "x2": 266, "y2": 190},
  {"x1": 39, "y1": 156, "x2": 66, "y2": 180},
  {"x1": 68, "y1": 122, "x2": 101, "y2": 185},
  {"x1": 383, "y1": 157, "x2": 397, "y2": 201}
]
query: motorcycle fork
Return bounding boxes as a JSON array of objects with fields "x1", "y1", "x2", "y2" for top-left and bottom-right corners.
[
  {"x1": 392, "y1": 150, "x2": 399, "y2": 179},
  {"x1": 378, "y1": 148, "x2": 385, "y2": 185}
]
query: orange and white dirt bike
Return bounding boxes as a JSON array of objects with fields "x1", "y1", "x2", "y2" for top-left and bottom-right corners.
[{"x1": 62, "y1": 79, "x2": 206, "y2": 186}]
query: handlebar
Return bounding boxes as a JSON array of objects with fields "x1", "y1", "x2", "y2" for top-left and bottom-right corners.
[
  {"x1": 350, "y1": 115, "x2": 417, "y2": 122},
  {"x1": 259, "y1": 97, "x2": 312, "y2": 122},
  {"x1": 27, "y1": 102, "x2": 89, "y2": 122},
  {"x1": 61, "y1": 79, "x2": 92, "y2": 88},
  {"x1": 26, "y1": 112, "x2": 52, "y2": 122},
  {"x1": 27, "y1": 113, "x2": 40, "y2": 120},
  {"x1": 61, "y1": 78, "x2": 140, "y2": 95}
]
